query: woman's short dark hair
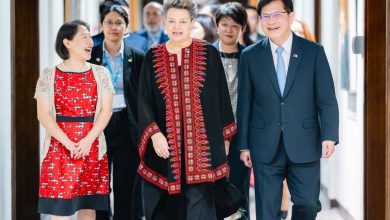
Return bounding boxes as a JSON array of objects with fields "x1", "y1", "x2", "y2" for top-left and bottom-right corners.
[
  {"x1": 55, "y1": 20, "x2": 90, "y2": 60},
  {"x1": 215, "y1": 2, "x2": 248, "y2": 31},
  {"x1": 163, "y1": 0, "x2": 197, "y2": 20},
  {"x1": 194, "y1": 14, "x2": 217, "y2": 43},
  {"x1": 100, "y1": 5, "x2": 129, "y2": 26},
  {"x1": 257, "y1": 0, "x2": 294, "y2": 16}
]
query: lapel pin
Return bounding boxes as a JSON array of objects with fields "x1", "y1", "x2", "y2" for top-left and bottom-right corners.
[
  {"x1": 128, "y1": 58, "x2": 133, "y2": 63},
  {"x1": 293, "y1": 54, "x2": 298, "y2": 58},
  {"x1": 96, "y1": 58, "x2": 100, "y2": 62}
]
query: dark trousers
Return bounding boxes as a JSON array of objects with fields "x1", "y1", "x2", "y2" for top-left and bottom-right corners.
[
  {"x1": 228, "y1": 139, "x2": 251, "y2": 220},
  {"x1": 143, "y1": 180, "x2": 217, "y2": 220},
  {"x1": 252, "y1": 134, "x2": 321, "y2": 220},
  {"x1": 96, "y1": 109, "x2": 143, "y2": 220}
]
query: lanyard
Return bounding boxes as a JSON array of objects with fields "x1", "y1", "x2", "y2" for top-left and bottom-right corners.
[{"x1": 103, "y1": 55, "x2": 123, "y2": 91}]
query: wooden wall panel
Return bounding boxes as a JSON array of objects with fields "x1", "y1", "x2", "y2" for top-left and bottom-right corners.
[
  {"x1": 11, "y1": 0, "x2": 40, "y2": 219},
  {"x1": 364, "y1": 0, "x2": 388, "y2": 219}
]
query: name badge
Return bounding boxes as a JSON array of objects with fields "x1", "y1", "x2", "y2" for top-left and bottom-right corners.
[{"x1": 112, "y1": 94, "x2": 126, "y2": 109}]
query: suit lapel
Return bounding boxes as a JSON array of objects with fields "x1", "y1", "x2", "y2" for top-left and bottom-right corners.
[
  {"x1": 283, "y1": 34, "x2": 303, "y2": 99},
  {"x1": 260, "y1": 40, "x2": 283, "y2": 97},
  {"x1": 123, "y1": 44, "x2": 133, "y2": 99}
]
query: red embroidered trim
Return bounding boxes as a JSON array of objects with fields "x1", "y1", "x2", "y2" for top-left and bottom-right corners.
[
  {"x1": 223, "y1": 122, "x2": 237, "y2": 139},
  {"x1": 142, "y1": 40, "x2": 223, "y2": 194},
  {"x1": 153, "y1": 44, "x2": 183, "y2": 190},
  {"x1": 137, "y1": 162, "x2": 182, "y2": 194},
  {"x1": 138, "y1": 122, "x2": 160, "y2": 158},
  {"x1": 186, "y1": 162, "x2": 229, "y2": 184}
]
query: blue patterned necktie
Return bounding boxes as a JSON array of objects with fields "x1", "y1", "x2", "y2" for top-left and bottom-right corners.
[{"x1": 276, "y1": 46, "x2": 286, "y2": 95}]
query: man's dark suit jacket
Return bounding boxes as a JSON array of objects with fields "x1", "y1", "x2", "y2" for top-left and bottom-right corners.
[
  {"x1": 136, "y1": 29, "x2": 169, "y2": 46},
  {"x1": 89, "y1": 42, "x2": 145, "y2": 148},
  {"x1": 92, "y1": 32, "x2": 149, "y2": 52},
  {"x1": 237, "y1": 33, "x2": 339, "y2": 164}
]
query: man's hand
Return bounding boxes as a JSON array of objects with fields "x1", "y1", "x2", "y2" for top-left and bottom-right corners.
[
  {"x1": 322, "y1": 140, "x2": 335, "y2": 158},
  {"x1": 240, "y1": 150, "x2": 252, "y2": 168},
  {"x1": 151, "y1": 132, "x2": 170, "y2": 159}
]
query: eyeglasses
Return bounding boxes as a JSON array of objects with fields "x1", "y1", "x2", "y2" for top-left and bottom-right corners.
[
  {"x1": 103, "y1": 20, "x2": 126, "y2": 27},
  {"x1": 260, "y1": 11, "x2": 289, "y2": 21},
  {"x1": 218, "y1": 23, "x2": 242, "y2": 32}
]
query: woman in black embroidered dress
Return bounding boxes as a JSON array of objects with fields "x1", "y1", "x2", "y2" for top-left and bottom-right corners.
[{"x1": 137, "y1": 0, "x2": 236, "y2": 219}]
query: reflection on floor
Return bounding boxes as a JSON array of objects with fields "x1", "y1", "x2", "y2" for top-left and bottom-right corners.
[
  {"x1": 42, "y1": 187, "x2": 347, "y2": 220},
  {"x1": 248, "y1": 187, "x2": 346, "y2": 220}
]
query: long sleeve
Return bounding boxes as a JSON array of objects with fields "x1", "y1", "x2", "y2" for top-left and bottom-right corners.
[
  {"x1": 314, "y1": 46, "x2": 339, "y2": 143},
  {"x1": 236, "y1": 51, "x2": 253, "y2": 150},
  {"x1": 138, "y1": 50, "x2": 161, "y2": 158}
]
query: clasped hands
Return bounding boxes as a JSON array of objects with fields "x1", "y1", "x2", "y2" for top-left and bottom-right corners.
[{"x1": 63, "y1": 137, "x2": 94, "y2": 159}]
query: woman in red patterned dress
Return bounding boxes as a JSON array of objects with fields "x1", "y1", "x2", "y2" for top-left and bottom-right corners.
[{"x1": 34, "y1": 20, "x2": 114, "y2": 220}]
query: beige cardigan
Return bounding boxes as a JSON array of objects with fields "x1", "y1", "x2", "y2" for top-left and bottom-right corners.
[{"x1": 34, "y1": 63, "x2": 114, "y2": 161}]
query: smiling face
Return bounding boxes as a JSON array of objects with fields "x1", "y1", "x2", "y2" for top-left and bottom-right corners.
[
  {"x1": 65, "y1": 25, "x2": 93, "y2": 61},
  {"x1": 217, "y1": 16, "x2": 243, "y2": 47},
  {"x1": 260, "y1": 0, "x2": 294, "y2": 45},
  {"x1": 102, "y1": 11, "x2": 127, "y2": 43},
  {"x1": 165, "y1": 8, "x2": 194, "y2": 43}
]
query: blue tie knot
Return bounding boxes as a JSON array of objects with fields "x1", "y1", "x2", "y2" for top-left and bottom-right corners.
[{"x1": 276, "y1": 46, "x2": 284, "y2": 55}]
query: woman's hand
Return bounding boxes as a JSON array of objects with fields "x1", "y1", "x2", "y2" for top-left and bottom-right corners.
[
  {"x1": 74, "y1": 137, "x2": 94, "y2": 159},
  {"x1": 151, "y1": 132, "x2": 170, "y2": 159},
  {"x1": 62, "y1": 139, "x2": 77, "y2": 158},
  {"x1": 224, "y1": 140, "x2": 230, "y2": 156}
]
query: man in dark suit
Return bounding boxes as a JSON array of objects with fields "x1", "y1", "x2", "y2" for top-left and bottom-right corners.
[
  {"x1": 237, "y1": 0, "x2": 339, "y2": 220},
  {"x1": 90, "y1": 5, "x2": 145, "y2": 220},
  {"x1": 136, "y1": 1, "x2": 169, "y2": 49}
]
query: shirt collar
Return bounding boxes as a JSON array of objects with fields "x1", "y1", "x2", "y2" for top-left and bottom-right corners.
[
  {"x1": 269, "y1": 31, "x2": 293, "y2": 55},
  {"x1": 102, "y1": 40, "x2": 124, "y2": 59}
]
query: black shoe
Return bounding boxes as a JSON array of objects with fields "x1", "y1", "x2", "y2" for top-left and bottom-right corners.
[{"x1": 281, "y1": 210, "x2": 288, "y2": 219}]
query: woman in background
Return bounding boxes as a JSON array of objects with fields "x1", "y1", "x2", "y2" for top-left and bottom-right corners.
[{"x1": 191, "y1": 13, "x2": 218, "y2": 43}]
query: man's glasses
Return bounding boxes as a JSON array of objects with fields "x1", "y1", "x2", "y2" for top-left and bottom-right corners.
[
  {"x1": 103, "y1": 20, "x2": 126, "y2": 27},
  {"x1": 260, "y1": 11, "x2": 289, "y2": 21}
]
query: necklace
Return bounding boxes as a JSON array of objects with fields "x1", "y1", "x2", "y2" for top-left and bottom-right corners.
[
  {"x1": 221, "y1": 52, "x2": 237, "y2": 68},
  {"x1": 62, "y1": 61, "x2": 87, "y2": 72}
]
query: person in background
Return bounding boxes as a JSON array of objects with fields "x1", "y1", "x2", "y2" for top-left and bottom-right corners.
[
  {"x1": 213, "y1": 2, "x2": 249, "y2": 219},
  {"x1": 237, "y1": 0, "x2": 339, "y2": 219},
  {"x1": 291, "y1": 19, "x2": 316, "y2": 42},
  {"x1": 35, "y1": 20, "x2": 113, "y2": 220},
  {"x1": 197, "y1": 2, "x2": 220, "y2": 22},
  {"x1": 137, "y1": 1, "x2": 169, "y2": 48},
  {"x1": 191, "y1": 14, "x2": 218, "y2": 43},
  {"x1": 93, "y1": 0, "x2": 149, "y2": 52},
  {"x1": 138, "y1": 0, "x2": 236, "y2": 219},
  {"x1": 90, "y1": 5, "x2": 145, "y2": 220},
  {"x1": 241, "y1": 6, "x2": 266, "y2": 46}
]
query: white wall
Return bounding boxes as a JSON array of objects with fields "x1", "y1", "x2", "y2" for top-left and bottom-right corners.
[
  {"x1": 0, "y1": 0, "x2": 12, "y2": 219},
  {"x1": 293, "y1": 0, "x2": 315, "y2": 34},
  {"x1": 320, "y1": 0, "x2": 364, "y2": 219}
]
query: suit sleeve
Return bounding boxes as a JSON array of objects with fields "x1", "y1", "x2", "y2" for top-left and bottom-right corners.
[
  {"x1": 138, "y1": 50, "x2": 161, "y2": 158},
  {"x1": 237, "y1": 51, "x2": 253, "y2": 150},
  {"x1": 130, "y1": 49, "x2": 145, "y2": 124},
  {"x1": 315, "y1": 46, "x2": 339, "y2": 144}
]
